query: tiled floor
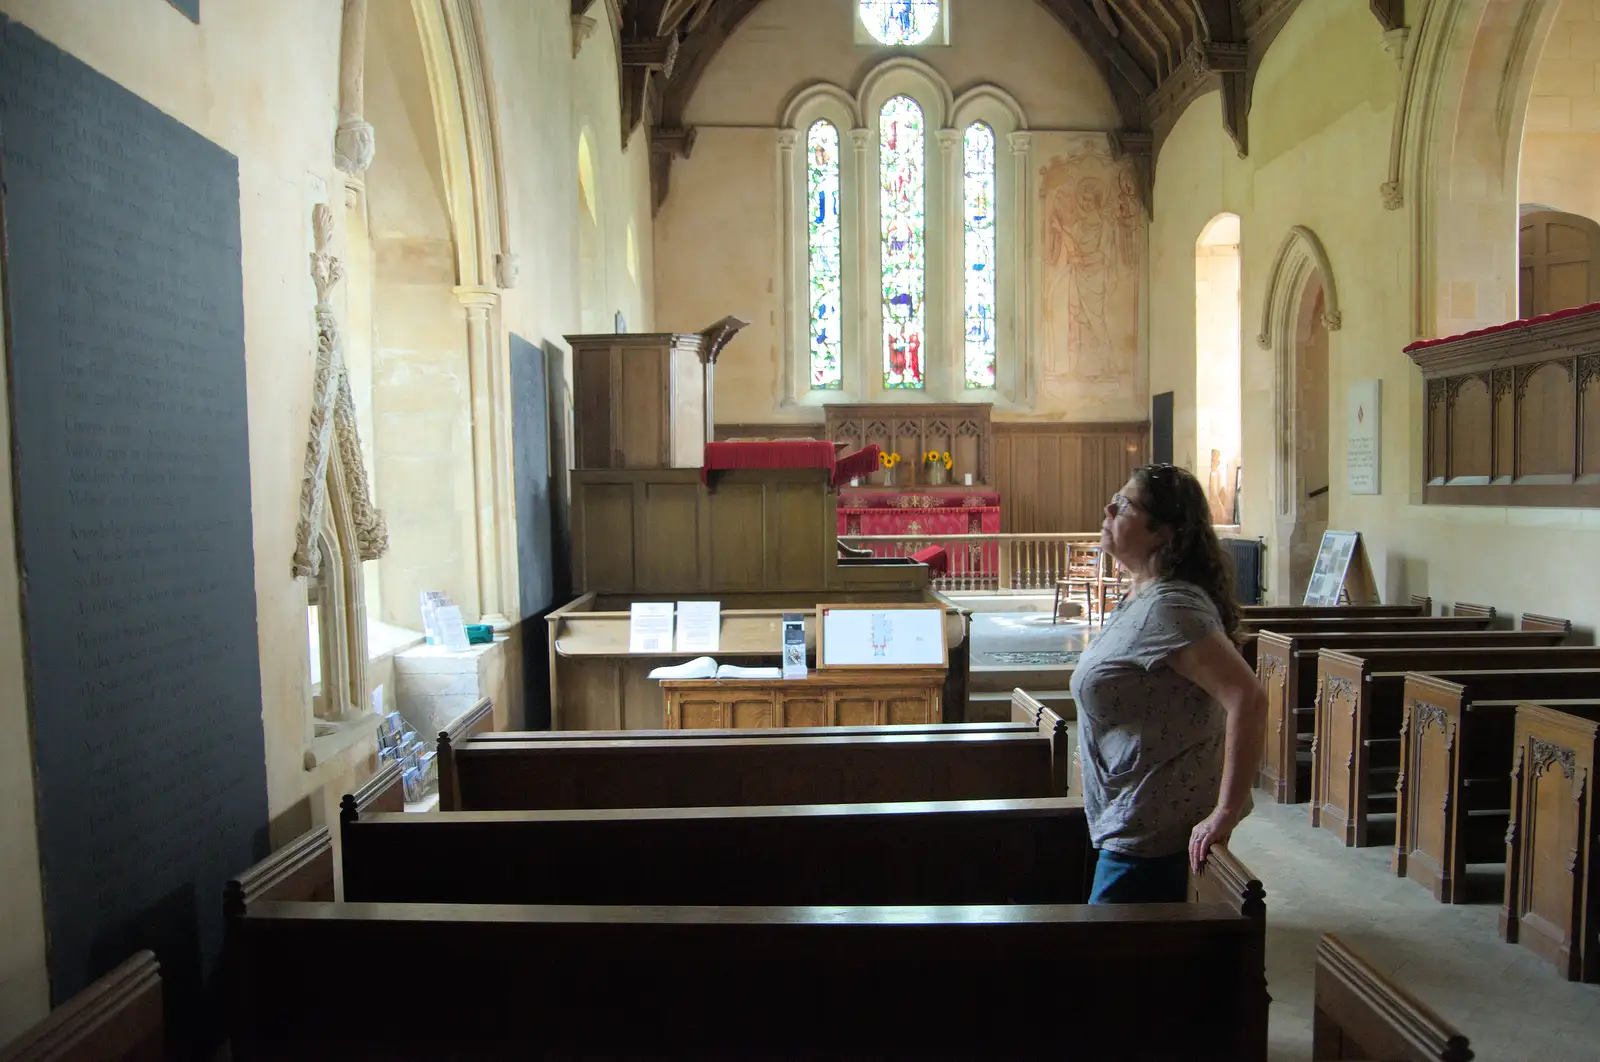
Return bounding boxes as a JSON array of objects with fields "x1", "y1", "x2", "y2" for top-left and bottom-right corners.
[{"x1": 1227, "y1": 800, "x2": 1600, "y2": 1061}]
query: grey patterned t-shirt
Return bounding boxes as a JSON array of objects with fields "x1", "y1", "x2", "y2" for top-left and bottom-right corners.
[{"x1": 1068, "y1": 579, "x2": 1227, "y2": 857}]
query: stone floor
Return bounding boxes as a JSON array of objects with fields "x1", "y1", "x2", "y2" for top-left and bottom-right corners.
[
  {"x1": 968, "y1": 611, "x2": 1092, "y2": 668},
  {"x1": 1227, "y1": 799, "x2": 1600, "y2": 1061}
]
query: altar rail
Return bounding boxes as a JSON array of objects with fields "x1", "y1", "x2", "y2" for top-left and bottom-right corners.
[{"x1": 837, "y1": 532, "x2": 1101, "y2": 592}]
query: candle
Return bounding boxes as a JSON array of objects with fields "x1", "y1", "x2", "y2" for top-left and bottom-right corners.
[{"x1": 963, "y1": 473, "x2": 973, "y2": 486}]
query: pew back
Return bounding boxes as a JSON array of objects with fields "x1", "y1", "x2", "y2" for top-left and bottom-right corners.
[
  {"x1": 341, "y1": 797, "x2": 1089, "y2": 906},
  {"x1": 1255, "y1": 630, "x2": 1571, "y2": 802},
  {"x1": 1503, "y1": 701, "x2": 1600, "y2": 981},
  {"x1": 1313, "y1": 933, "x2": 1473, "y2": 1061},
  {"x1": 0, "y1": 951, "x2": 163, "y2": 1062},
  {"x1": 223, "y1": 761, "x2": 403, "y2": 914},
  {"x1": 228, "y1": 901, "x2": 1267, "y2": 1061},
  {"x1": 448, "y1": 730, "x2": 1058, "y2": 811}
]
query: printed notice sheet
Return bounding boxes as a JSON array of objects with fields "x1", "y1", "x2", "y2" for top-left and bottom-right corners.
[
  {"x1": 820, "y1": 607, "x2": 944, "y2": 667},
  {"x1": 675, "y1": 600, "x2": 721, "y2": 653},
  {"x1": 628, "y1": 602, "x2": 675, "y2": 653}
]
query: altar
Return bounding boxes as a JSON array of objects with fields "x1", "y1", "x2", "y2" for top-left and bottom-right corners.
[{"x1": 836, "y1": 486, "x2": 1002, "y2": 537}]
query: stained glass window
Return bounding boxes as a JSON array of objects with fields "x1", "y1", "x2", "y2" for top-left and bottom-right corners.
[
  {"x1": 880, "y1": 96, "x2": 925, "y2": 390},
  {"x1": 807, "y1": 120, "x2": 844, "y2": 390},
  {"x1": 963, "y1": 122, "x2": 997, "y2": 389},
  {"x1": 859, "y1": 0, "x2": 941, "y2": 46}
]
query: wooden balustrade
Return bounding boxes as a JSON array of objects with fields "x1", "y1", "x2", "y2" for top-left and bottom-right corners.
[{"x1": 837, "y1": 533, "x2": 1100, "y2": 592}]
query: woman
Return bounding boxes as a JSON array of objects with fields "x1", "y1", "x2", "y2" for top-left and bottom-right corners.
[{"x1": 1068, "y1": 463, "x2": 1267, "y2": 904}]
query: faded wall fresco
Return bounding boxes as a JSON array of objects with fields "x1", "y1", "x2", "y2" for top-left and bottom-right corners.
[{"x1": 1036, "y1": 136, "x2": 1144, "y2": 417}]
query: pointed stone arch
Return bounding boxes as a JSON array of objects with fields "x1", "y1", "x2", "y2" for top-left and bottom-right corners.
[{"x1": 1256, "y1": 225, "x2": 1341, "y2": 351}]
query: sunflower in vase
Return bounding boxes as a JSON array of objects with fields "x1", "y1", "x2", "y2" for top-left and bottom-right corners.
[
  {"x1": 878, "y1": 450, "x2": 902, "y2": 485},
  {"x1": 922, "y1": 450, "x2": 954, "y2": 485}
]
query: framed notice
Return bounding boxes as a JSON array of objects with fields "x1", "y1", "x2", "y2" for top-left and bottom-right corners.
[
  {"x1": 816, "y1": 603, "x2": 947, "y2": 668},
  {"x1": 1347, "y1": 379, "x2": 1381, "y2": 495},
  {"x1": 1302, "y1": 531, "x2": 1379, "y2": 606}
]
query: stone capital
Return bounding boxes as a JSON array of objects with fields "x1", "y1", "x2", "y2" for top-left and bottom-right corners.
[
  {"x1": 334, "y1": 118, "x2": 376, "y2": 175},
  {"x1": 849, "y1": 128, "x2": 872, "y2": 151},
  {"x1": 571, "y1": 14, "x2": 598, "y2": 58},
  {"x1": 1007, "y1": 131, "x2": 1034, "y2": 154},
  {"x1": 453, "y1": 285, "x2": 500, "y2": 313},
  {"x1": 776, "y1": 129, "x2": 798, "y2": 150}
]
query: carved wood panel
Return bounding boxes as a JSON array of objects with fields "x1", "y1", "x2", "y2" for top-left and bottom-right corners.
[
  {"x1": 1409, "y1": 309, "x2": 1600, "y2": 506},
  {"x1": 1520, "y1": 210, "x2": 1600, "y2": 318}
]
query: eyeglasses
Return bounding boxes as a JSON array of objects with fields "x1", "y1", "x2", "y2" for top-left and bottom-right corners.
[{"x1": 1109, "y1": 493, "x2": 1140, "y2": 517}]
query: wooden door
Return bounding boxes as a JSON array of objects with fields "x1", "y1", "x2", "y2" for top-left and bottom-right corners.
[{"x1": 1519, "y1": 210, "x2": 1600, "y2": 317}]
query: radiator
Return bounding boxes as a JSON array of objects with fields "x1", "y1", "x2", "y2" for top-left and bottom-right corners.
[{"x1": 1220, "y1": 536, "x2": 1265, "y2": 605}]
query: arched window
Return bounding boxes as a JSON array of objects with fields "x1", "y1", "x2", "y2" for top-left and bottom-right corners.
[
  {"x1": 808, "y1": 120, "x2": 844, "y2": 390},
  {"x1": 859, "y1": 0, "x2": 942, "y2": 46},
  {"x1": 880, "y1": 95, "x2": 926, "y2": 389},
  {"x1": 962, "y1": 122, "x2": 997, "y2": 389}
]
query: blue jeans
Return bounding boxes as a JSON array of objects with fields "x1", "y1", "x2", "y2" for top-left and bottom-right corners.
[{"x1": 1088, "y1": 848, "x2": 1190, "y2": 904}]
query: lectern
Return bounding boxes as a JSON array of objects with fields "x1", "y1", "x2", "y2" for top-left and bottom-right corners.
[{"x1": 566, "y1": 316, "x2": 747, "y2": 469}]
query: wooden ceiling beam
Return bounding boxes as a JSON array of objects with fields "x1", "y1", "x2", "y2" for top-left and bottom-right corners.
[
  {"x1": 1107, "y1": 0, "x2": 1177, "y2": 78},
  {"x1": 1370, "y1": 0, "x2": 1404, "y2": 32}
]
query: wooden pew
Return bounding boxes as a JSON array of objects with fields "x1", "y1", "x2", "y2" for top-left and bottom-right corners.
[
  {"x1": 1314, "y1": 650, "x2": 1600, "y2": 846},
  {"x1": 1313, "y1": 934, "x2": 1473, "y2": 1061},
  {"x1": 1451, "y1": 602, "x2": 1495, "y2": 620},
  {"x1": 227, "y1": 901, "x2": 1267, "y2": 1061},
  {"x1": 1239, "y1": 603, "x2": 1424, "y2": 623},
  {"x1": 431, "y1": 695, "x2": 494, "y2": 814},
  {"x1": 223, "y1": 760, "x2": 402, "y2": 914},
  {"x1": 340, "y1": 797, "x2": 1090, "y2": 906},
  {"x1": 1396, "y1": 672, "x2": 1600, "y2": 900},
  {"x1": 1190, "y1": 843, "x2": 1266, "y2": 921},
  {"x1": 1238, "y1": 615, "x2": 1492, "y2": 669},
  {"x1": 1521, "y1": 612, "x2": 1574, "y2": 635},
  {"x1": 1410, "y1": 594, "x2": 1434, "y2": 616},
  {"x1": 1501, "y1": 701, "x2": 1600, "y2": 982},
  {"x1": 1256, "y1": 629, "x2": 1570, "y2": 803},
  {"x1": 0, "y1": 952, "x2": 163, "y2": 1062},
  {"x1": 446, "y1": 729, "x2": 1061, "y2": 811}
]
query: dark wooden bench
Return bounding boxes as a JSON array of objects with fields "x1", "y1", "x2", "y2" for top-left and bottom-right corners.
[
  {"x1": 222, "y1": 761, "x2": 402, "y2": 914},
  {"x1": 1255, "y1": 629, "x2": 1570, "y2": 803},
  {"x1": 1314, "y1": 650, "x2": 1600, "y2": 846},
  {"x1": 431, "y1": 695, "x2": 495, "y2": 811},
  {"x1": 446, "y1": 729, "x2": 1061, "y2": 811},
  {"x1": 0, "y1": 951, "x2": 163, "y2": 1062},
  {"x1": 1240, "y1": 603, "x2": 1424, "y2": 624},
  {"x1": 226, "y1": 900, "x2": 1267, "y2": 1061},
  {"x1": 1502, "y1": 700, "x2": 1600, "y2": 982},
  {"x1": 1451, "y1": 602, "x2": 1496, "y2": 621},
  {"x1": 341, "y1": 796, "x2": 1089, "y2": 906},
  {"x1": 1396, "y1": 672, "x2": 1600, "y2": 901},
  {"x1": 1313, "y1": 933, "x2": 1473, "y2": 1060},
  {"x1": 1237, "y1": 615, "x2": 1492, "y2": 669}
]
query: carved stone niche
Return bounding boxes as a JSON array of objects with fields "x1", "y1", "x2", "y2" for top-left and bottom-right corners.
[{"x1": 1406, "y1": 306, "x2": 1600, "y2": 507}]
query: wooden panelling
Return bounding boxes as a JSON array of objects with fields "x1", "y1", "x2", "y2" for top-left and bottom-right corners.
[
  {"x1": 823, "y1": 404, "x2": 995, "y2": 488},
  {"x1": 1520, "y1": 210, "x2": 1600, "y2": 317},
  {"x1": 713, "y1": 420, "x2": 1148, "y2": 531},
  {"x1": 568, "y1": 331, "x2": 713, "y2": 469},
  {"x1": 995, "y1": 422, "x2": 1148, "y2": 532},
  {"x1": 1410, "y1": 310, "x2": 1600, "y2": 506},
  {"x1": 708, "y1": 482, "x2": 766, "y2": 589}
]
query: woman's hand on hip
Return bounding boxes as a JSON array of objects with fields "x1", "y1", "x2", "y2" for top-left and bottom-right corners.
[{"x1": 1189, "y1": 804, "x2": 1244, "y2": 876}]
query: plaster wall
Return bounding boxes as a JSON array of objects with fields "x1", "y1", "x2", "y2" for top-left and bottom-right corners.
[
  {"x1": 0, "y1": 0, "x2": 653, "y2": 1032},
  {"x1": 684, "y1": 0, "x2": 1120, "y2": 131},
  {"x1": 657, "y1": 0, "x2": 1138, "y2": 423},
  {"x1": 1150, "y1": 0, "x2": 1600, "y2": 625},
  {"x1": 1520, "y1": 0, "x2": 1600, "y2": 220}
]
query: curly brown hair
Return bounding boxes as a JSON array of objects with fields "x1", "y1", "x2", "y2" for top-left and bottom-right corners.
[{"x1": 1130, "y1": 463, "x2": 1239, "y2": 636}]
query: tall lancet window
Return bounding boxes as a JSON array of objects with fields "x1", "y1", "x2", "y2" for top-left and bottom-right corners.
[
  {"x1": 807, "y1": 120, "x2": 844, "y2": 389},
  {"x1": 963, "y1": 122, "x2": 997, "y2": 389},
  {"x1": 880, "y1": 95, "x2": 925, "y2": 389}
]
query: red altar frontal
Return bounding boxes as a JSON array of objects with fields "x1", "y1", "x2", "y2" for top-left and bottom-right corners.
[{"x1": 836, "y1": 487, "x2": 1002, "y2": 537}]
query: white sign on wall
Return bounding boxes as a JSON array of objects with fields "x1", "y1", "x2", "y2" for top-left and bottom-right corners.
[{"x1": 1347, "y1": 379, "x2": 1381, "y2": 495}]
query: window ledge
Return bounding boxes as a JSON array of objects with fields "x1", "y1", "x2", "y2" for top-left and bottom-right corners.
[
  {"x1": 303, "y1": 714, "x2": 376, "y2": 771},
  {"x1": 368, "y1": 619, "x2": 426, "y2": 667}
]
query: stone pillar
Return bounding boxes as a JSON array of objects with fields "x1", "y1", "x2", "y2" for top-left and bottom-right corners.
[
  {"x1": 454, "y1": 286, "x2": 512, "y2": 630},
  {"x1": 1008, "y1": 131, "x2": 1034, "y2": 405},
  {"x1": 777, "y1": 129, "x2": 798, "y2": 402},
  {"x1": 335, "y1": 0, "x2": 376, "y2": 175},
  {"x1": 850, "y1": 128, "x2": 872, "y2": 391},
  {"x1": 937, "y1": 128, "x2": 961, "y2": 398}
]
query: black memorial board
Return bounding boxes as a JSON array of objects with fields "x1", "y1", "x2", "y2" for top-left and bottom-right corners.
[
  {"x1": 0, "y1": 12, "x2": 266, "y2": 1029},
  {"x1": 1151, "y1": 390, "x2": 1174, "y2": 466},
  {"x1": 510, "y1": 333, "x2": 555, "y2": 729},
  {"x1": 166, "y1": 0, "x2": 200, "y2": 23}
]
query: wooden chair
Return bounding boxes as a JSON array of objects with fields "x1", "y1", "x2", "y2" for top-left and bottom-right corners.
[
  {"x1": 1053, "y1": 543, "x2": 1103, "y2": 624},
  {"x1": 1313, "y1": 934, "x2": 1472, "y2": 1060}
]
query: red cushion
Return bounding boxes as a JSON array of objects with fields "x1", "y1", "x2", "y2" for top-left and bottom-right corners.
[
  {"x1": 1404, "y1": 301, "x2": 1600, "y2": 353},
  {"x1": 910, "y1": 545, "x2": 949, "y2": 574}
]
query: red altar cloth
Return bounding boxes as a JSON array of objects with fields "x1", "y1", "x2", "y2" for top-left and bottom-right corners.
[{"x1": 699, "y1": 441, "x2": 880, "y2": 488}]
